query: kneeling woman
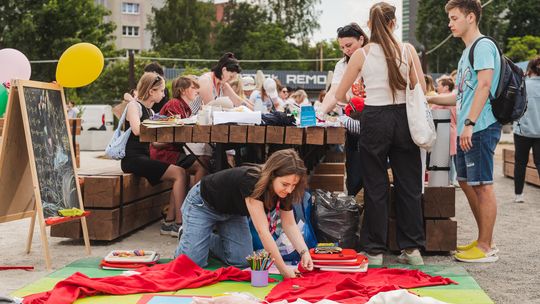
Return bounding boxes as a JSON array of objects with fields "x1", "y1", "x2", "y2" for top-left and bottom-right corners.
[{"x1": 175, "y1": 149, "x2": 313, "y2": 278}]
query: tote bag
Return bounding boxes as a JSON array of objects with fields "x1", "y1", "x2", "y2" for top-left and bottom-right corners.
[
  {"x1": 105, "y1": 102, "x2": 141, "y2": 160},
  {"x1": 405, "y1": 47, "x2": 437, "y2": 151}
]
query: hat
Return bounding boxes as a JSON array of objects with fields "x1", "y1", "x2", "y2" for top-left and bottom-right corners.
[{"x1": 242, "y1": 76, "x2": 256, "y2": 91}]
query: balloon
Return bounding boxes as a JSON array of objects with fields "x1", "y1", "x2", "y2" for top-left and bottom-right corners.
[
  {"x1": 0, "y1": 48, "x2": 32, "y2": 83},
  {"x1": 0, "y1": 85, "x2": 8, "y2": 117},
  {"x1": 56, "y1": 43, "x2": 104, "y2": 88}
]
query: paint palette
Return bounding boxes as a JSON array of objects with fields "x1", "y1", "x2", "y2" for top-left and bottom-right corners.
[{"x1": 104, "y1": 250, "x2": 158, "y2": 263}]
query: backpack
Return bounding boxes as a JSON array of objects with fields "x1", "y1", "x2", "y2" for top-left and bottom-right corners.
[{"x1": 468, "y1": 36, "x2": 527, "y2": 124}]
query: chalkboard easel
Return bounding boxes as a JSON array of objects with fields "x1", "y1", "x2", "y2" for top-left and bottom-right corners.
[{"x1": 0, "y1": 79, "x2": 90, "y2": 270}]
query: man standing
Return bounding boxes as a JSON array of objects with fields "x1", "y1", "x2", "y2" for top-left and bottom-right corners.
[{"x1": 428, "y1": 0, "x2": 501, "y2": 262}]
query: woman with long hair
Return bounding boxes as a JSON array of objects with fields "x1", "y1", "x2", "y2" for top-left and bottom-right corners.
[
  {"x1": 121, "y1": 72, "x2": 188, "y2": 237},
  {"x1": 175, "y1": 149, "x2": 313, "y2": 278},
  {"x1": 150, "y1": 76, "x2": 209, "y2": 189},
  {"x1": 320, "y1": 22, "x2": 369, "y2": 197},
  {"x1": 190, "y1": 52, "x2": 251, "y2": 113},
  {"x1": 336, "y1": 2, "x2": 427, "y2": 266}
]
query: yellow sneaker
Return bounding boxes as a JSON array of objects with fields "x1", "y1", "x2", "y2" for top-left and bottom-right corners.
[
  {"x1": 456, "y1": 240, "x2": 477, "y2": 252},
  {"x1": 454, "y1": 246, "x2": 499, "y2": 263},
  {"x1": 457, "y1": 240, "x2": 499, "y2": 254}
]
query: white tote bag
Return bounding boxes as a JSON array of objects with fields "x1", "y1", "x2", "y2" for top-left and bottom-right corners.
[{"x1": 405, "y1": 47, "x2": 437, "y2": 151}]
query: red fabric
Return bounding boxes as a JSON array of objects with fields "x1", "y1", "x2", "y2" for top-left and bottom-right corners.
[
  {"x1": 23, "y1": 255, "x2": 271, "y2": 304},
  {"x1": 265, "y1": 268, "x2": 457, "y2": 304},
  {"x1": 345, "y1": 96, "x2": 365, "y2": 116},
  {"x1": 150, "y1": 98, "x2": 192, "y2": 165}
]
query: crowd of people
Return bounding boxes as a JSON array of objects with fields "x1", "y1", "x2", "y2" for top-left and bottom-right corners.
[{"x1": 114, "y1": 0, "x2": 539, "y2": 277}]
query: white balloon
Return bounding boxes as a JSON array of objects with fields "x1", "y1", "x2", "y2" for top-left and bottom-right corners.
[{"x1": 0, "y1": 48, "x2": 32, "y2": 83}]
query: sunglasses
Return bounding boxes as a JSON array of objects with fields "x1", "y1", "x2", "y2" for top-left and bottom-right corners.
[
  {"x1": 281, "y1": 89, "x2": 288, "y2": 93},
  {"x1": 337, "y1": 25, "x2": 358, "y2": 35},
  {"x1": 151, "y1": 75, "x2": 162, "y2": 87}
]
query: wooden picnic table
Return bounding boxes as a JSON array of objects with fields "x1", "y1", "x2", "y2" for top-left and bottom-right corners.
[{"x1": 139, "y1": 124, "x2": 346, "y2": 145}]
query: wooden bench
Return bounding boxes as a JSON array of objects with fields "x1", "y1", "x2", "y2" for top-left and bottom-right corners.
[
  {"x1": 50, "y1": 167, "x2": 172, "y2": 241},
  {"x1": 502, "y1": 148, "x2": 540, "y2": 187},
  {"x1": 388, "y1": 186, "x2": 456, "y2": 252}
]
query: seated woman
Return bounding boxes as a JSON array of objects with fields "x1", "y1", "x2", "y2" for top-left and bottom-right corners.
[
  {"x1": 150, "y1": 76, "x2": 209, "y2": 187},
  {"x1": 175, "y1": 149, "x2": 314, "y2": 278},
  {"x1": 120, "y1": 72, "x2": 187, "y2": 237}
]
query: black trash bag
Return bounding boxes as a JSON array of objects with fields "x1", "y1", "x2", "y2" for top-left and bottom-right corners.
[
  {"x1": 312, "y1": 189, "x2": 363, "y2": 249},
  {"x1": 261, "y1": 111, "x2": 296, "y2": 126}
]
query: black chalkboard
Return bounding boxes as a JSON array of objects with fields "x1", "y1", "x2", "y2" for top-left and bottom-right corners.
[{"x1": 22, "y1": 86, "x2": 80, "y2": 218}]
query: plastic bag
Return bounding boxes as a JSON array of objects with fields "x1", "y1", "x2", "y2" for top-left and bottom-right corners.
[
  {"x1": 312, "y1": 189, "x2": 363, "y2": 249},
  {"x1": 249, "y1": 191, "x2": 317, "y2": 262}
]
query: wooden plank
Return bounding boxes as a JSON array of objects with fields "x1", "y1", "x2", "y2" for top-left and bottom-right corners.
[
  {"x1": 314, "y1": 163, "x2": 345, "y2": 175},
  {"x1": 174, "y1": 125, "x2": 193, "y2": 143},
  {"x1": 326, "y1": 127, "x2": 346, "y2": 144},
  {"x1": 425, "y1": 219, "x2": 457, "y2": 252},
  {"x1": 122, "y1": 175, "x2": 172, "y2": 204},
  {"x1": 247, "y1": 126, "x2": 266, "y2": 144},
  {"x1": 503, "y1": 148, "x2": 536, "y2": 169},
  {"x1": 139, "y1": 125, "x2": 156, "y2": 142},
  {"x1": 305, "y1": 127, "x2": 325, "y2": 145},
  {"x1": 156, "y1": 127, "x2": 174, "y2": 143},
  {"x1": 68, "y1": 118, "x2": 81, "y2": 135},
  {"x1": 423, "y1": 186, "x2": 455, "y2": 218},
  {"x1": 266, "y1": 126, "x2": 285, "y2": 144},
  {"x1": 309, "y1": 174, "x2": 344, "y2": 192},
  {"x1": 229, "y1": 125, "x2": 247, "y2": 143},
  {"x1": 51, "y1": 190, "x2": 171, "y2": 241},
  {"x1": 211, "y1": 125, "x2": 229, "y2": 143},
  {"x1": 504, "y1": 161, "x2": 540, "y2": 186},
  {"x1": 192, "y1": 125, "x2": 211, "y2": 143},
  {"x1": 284, "y1": 127, "x2": 304, "y2": 145},
  {"x1": 82, "y1": 175, "x2": 121, "y2": 208}
]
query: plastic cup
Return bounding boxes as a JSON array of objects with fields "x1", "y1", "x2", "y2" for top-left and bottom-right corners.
[{"x1": 251, "y1": 270, "x2": 269, "y2": 287}]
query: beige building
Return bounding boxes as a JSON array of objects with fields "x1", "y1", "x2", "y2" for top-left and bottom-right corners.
[{"x1": 94, "y1": 0, "x2": 165, "y2": 54}]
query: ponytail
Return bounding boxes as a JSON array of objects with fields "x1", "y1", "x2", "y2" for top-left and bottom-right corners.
[{"x1": 369, "y1": 2, "x2": 406, "y2": 102}]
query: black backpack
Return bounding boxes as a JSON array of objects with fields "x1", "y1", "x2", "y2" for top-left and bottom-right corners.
[{"x1": 468, "y1": 36, "x2": 527, "y2": 124}]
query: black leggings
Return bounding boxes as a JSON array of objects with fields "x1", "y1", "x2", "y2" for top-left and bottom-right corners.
[{"x1": 513, "y1": 133, "x2": 540, "y2": 194}]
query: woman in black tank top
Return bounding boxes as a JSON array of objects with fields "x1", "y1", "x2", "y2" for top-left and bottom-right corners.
[{"x1": 120, "y1": 72, "x2": 188, "y2": 237}]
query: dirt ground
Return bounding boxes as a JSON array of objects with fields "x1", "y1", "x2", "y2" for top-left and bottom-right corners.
[{"x1": 1, "y1": 142, "x2": 539, "y2": 303}]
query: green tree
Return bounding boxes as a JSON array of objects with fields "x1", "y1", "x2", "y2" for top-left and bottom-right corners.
[
  {"x1": 148, "y1": 0, "x2": 215, "y2": 59},
  {"x1": 215, "y1": 2, "x2": 269, "y2": 59},
  {"x1": 416, "y1": 0, "x2": 507, "y2": 73},
  {"x1": 0, "y1": 1, "x2": 116, "y2": 81},
  {"x1": 240, "y1": 23, "x2": 302, "y2": 70},
  {"x1": 506, "y1": 0, "x2": 540, "y2": 40},
  {"x1": 505, "y1": 36, "x2": 540, "y2": 62},
  {"x1": 259, "y1": 0, "x2": 321, "y2": 40}
]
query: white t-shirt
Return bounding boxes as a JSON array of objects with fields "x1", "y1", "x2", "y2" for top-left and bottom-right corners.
[{"x1": 332, "y1": 57, "x2": 362, "y2": 101}]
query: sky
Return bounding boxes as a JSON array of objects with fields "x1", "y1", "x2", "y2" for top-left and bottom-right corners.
[{"x1": 310, "y1": 0, "x2": 403, "y2": 43}]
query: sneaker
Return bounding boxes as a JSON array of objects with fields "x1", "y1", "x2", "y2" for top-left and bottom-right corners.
[
  {"x1": 160, "y1": 221, "x2": 181, "y2": 237},
  {"x1": 514, "y1": 194, "x2": 525, "y2": 203},
  {"x1": 456, "y1": 240, "x2": 499, "y2": 254},
  {"x1": 397, "y1": 248, "x2": 424, "y2": 266},
  {"x1": 360, "y1": 251, "x2": 383, "y2": 266},
  {"x1": 454, "y1": 246, "x2": 499, "y2": 263}
]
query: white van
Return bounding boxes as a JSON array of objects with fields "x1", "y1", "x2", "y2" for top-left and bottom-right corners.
[{"x1": 78, "y1": 105, "x2": 114, "y2": 151}]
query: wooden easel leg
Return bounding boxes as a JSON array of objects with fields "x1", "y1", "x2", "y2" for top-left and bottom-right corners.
[
  {"x1": 36, "y1": 211, "x2": 52, "y2": 271},
  {"x1": 26, "y1": 208, "x2": 37, "y2": 254},
  {"x1": 80, "y1": 217, "x2": 91, "y2": 255}
]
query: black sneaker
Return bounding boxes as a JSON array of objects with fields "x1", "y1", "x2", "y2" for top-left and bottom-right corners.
[{"x1": 160, "y1": 221, "x2": 181, "y2": 237}]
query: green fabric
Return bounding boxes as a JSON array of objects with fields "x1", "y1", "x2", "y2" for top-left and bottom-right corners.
[{"x1": 11, "y1": 259, "x2": 494, "y2": 304}]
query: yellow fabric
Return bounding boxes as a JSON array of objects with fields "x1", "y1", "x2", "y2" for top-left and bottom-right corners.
[{"x1": 454, "y1": 246, "x2": 488, "y2": 260}]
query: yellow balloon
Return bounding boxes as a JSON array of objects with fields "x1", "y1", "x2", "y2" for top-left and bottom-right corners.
[{"x1": 56, "y1": 43, "x2": 104, "y2": 88}]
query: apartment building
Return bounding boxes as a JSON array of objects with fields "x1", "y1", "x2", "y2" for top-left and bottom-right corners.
[{"x1": 94, "y1": 0, "x2": 165, "y2": 54}]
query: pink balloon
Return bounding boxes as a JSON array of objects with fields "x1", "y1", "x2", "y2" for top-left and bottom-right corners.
[{"x1": 0, "y1": 48, "x2": 32, "y2": 83}]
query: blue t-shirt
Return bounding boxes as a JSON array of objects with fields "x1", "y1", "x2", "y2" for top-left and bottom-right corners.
[{"x1": 456, "y1": 36, "x2": 500, "y2": 135}]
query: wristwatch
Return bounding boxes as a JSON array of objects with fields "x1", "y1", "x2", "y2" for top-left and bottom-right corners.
[{"x1": 464, "y1": 118, "x2": 476, "y2": 127}]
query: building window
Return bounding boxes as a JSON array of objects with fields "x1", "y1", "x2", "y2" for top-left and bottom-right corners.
[
  {"x1": 122, "y1": 26, "x2": 140, "y2": 37},
  {"x1": 122, "y1": 2, "x2": 140, "y2": 14}
]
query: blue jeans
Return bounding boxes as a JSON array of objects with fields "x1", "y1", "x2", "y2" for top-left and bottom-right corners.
[
  {"x1": 174, "y1": 182, "x2": 252, "y2": 268},
  {"x1": 456, "y1": 122, "x2": 502, "y2": 186}
]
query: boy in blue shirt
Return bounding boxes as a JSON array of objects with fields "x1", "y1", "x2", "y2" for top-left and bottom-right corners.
[{"x1": 428, "y1": 0, "x2": 501, "y2": 263}]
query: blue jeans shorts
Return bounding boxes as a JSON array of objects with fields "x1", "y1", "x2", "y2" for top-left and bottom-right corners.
[{"x1": 456, "y1": 122, "x2": 502, "y2": 186}]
